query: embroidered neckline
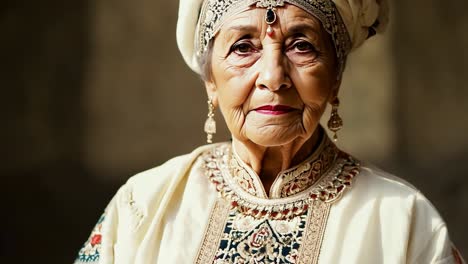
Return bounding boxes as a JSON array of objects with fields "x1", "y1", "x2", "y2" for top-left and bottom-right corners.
[
  {"x1": 230, "y1": 134, "x2": 339, "y2": 199},
  {"x1": 203, "y1": 137, "x2": 360, "y2": 220}
]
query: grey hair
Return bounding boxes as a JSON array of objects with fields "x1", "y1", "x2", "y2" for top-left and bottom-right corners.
[{"x1": 197, "y1": 40, "x2": 215, "y2": 82}]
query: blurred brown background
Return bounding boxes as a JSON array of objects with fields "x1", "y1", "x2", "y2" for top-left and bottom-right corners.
[{"x1": 1, "y1": 0, "x2": 467, "y2": 263}]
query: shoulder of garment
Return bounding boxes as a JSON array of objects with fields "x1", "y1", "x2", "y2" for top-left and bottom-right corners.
[
  {"x1": 114, "y1": 143, "x2": 216, "y2": 228},
  {"x1": 350, "y1": 163, "x2": 465, "y2": 264},
  {"x1": 74, "y1": 143, "x2": 218, "y2": 264}
]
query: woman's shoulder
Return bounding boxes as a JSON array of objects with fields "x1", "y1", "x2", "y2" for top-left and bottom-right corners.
[
  {"x1": 356, "y1": 162, "x2": 420, "y2": 195},
  {"x1": 118, "y1": 143, "x2": 228, "y2": 203},
  {"x1": 123, "y1": 144, "x2": 216, "y2": 193},
  {"x1": 352, "y1": 161, "x2": 445, "y2": 224},
  {"x1": 334, "y1": 160, "x2": 464, "y2": 264}
]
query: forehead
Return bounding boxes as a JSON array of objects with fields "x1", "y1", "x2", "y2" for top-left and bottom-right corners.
[{"x1": 218, "y1": 4, "x2": 323, "y2": 36}]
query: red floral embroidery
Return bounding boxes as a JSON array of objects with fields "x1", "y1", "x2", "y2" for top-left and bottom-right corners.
[
  {"x1": 76, "y1": 212, "x2": 105, "y2": 262},
  {"x1": 91, "y1": 234, "x2": 102, "y2": 246},
  {"x1": 204, "y1": 143, "x2": 359, "y2": 220}
]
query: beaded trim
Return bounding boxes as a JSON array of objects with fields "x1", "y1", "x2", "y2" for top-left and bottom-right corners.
[
  {"x1": 197, "y1": 0, "x2": 352, "y2": 75},
  {"x1": 194, "y1": 198, "x2": 231, "y2": 263},
  {"x1": 203, "y1": 143, "x2": 360, "y2": 220},
  {"x1": 297, "y1": 200, "x2": 330, "y2": 264}
]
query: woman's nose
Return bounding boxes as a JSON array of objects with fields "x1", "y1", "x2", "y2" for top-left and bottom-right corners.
[{"x1": 255, "y1": 48, "x2": 291, "y2": 92}]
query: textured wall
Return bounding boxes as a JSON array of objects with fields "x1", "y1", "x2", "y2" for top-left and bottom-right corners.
[{"x1": 1, "y1": 0, "x2": 467, "y2": 263}]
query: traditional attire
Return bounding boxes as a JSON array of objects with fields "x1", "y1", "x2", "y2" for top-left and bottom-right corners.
[
  {"x1": 75, "y1": 134, "x2": 464, "y2": 263},
  {"x1": 76, "y1": 0, "x2": 465, "y2": 263}
]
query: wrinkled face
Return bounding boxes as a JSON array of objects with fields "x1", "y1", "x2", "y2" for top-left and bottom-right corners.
[{"x1": 205, "y1": 4, "x2": 340, "y2": 147}]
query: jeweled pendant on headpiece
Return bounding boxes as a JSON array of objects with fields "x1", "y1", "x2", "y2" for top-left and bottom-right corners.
[{"x1": 257, "y1": 0, "x2": 284, "y2": 25}]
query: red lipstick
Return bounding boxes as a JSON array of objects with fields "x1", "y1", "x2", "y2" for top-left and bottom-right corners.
[{"x1": 254, "y1": 105, "x2": 295, "y2": 115}]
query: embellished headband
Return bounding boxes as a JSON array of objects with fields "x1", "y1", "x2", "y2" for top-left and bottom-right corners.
[{"x1": 196, "y1": 0, "x2": 352, "y2": 75}]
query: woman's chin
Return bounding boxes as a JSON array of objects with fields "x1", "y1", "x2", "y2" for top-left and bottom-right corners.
[{"x1": 245, "y1": 127, "x2": 303, "y2": 147}]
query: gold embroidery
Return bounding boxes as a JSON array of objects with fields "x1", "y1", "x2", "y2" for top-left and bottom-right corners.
[
  {"x1": 197, "y1": 135, "x2": 359, "y2": 263},
  {"x1": 195, "y1": 199, "x2": 230, "y2": 264},
  {"x1": 203, "y1": 143, "x2": 360, "y2": 220},
  {"x1": 229, "y1": 157, "x2": 259, "y2": 196},
  {"x1": 195, "y1": 199, "x2": 331, "y2": 264},
  {"x1": 229, "y1": 135, "x2": 340, "y2": 199},
  {"x1": 276, "y1": 139, "x2": 337, "y2": 198},
  {"x1": 297, "y1": 201, "x2": 331, "y2": 264}
]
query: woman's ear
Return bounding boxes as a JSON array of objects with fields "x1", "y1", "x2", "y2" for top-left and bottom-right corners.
[{"x1": 204, "y1": 80, "x2": 219, "y2": 107}]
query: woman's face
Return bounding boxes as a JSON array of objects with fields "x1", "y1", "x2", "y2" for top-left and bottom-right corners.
[{"x1": 205, "y1": 4, "x2": 340, "y2": 147}]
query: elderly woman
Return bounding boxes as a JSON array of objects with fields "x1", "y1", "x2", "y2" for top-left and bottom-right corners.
[{"x1": 75, "y1": 0, "x2": 465, "y2": 263}]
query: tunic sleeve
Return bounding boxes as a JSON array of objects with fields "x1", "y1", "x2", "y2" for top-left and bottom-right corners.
[
  {"x1": 410, "y1": 224, "x2": 465, "y2": 264},
  {"x1": 74, "y1": 187, "x2": 122, "y2": 264},
  {"x1": 407, "y1": 193, "x2": 465, "y2": 264}
]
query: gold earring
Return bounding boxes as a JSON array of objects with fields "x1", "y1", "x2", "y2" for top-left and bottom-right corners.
[
  {"x1": 327, "y1": 98, "x2": 343, "y2": 142},
  {"x1": 204, "y1": 96, "x2": 216, "y2": 143}
]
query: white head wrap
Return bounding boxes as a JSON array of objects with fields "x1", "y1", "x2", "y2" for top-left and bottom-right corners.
[
  {"x1": 333, "y1": 0, "x2": 389, "y2": 50},
  {"x1": 176, "y1": 0, "x2": 389, "y2": 74}
]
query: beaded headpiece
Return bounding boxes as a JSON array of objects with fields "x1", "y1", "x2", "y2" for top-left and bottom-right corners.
[{"x1": 196, "y1": 0, "x2": 352, "y2": 75}]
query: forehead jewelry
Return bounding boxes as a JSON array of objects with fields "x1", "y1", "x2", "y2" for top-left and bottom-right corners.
[
  {"x1": 256, "y1": 0, "x2": 285, "y2": 36},
  {"x1": 197, "y1": 0, "x2": 352, "y2": 78}
]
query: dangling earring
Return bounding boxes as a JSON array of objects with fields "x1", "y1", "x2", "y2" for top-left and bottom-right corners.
[
  {"x1": 204, "y1": 96, "x2": 216, "y2": 144},
  {"x1": 327, "y1": 98, "x2": 343, "y2": 142}
]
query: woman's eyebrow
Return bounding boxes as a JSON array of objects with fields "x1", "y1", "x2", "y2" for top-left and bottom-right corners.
[
  {"x1": 225, "y1": 24, "x2": 258, "y2": 32},
  {"x1": 287, "y1": 23, "x2": 320, "y2": 36},
  {"x1": 224, "y1": 25, "x2": 259, "y2": 36},
  {"x1": 222, "y1": 25, "x2": 258, "y2": 42}
]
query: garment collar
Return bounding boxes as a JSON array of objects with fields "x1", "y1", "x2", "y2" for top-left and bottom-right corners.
[{"x1": 229, "y1": 132, "x2": 339, "y2": 199}]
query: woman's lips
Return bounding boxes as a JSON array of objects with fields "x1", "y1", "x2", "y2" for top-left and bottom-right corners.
[{"x1": 254, "y1": 105, "x2": 296, "y2": 115}]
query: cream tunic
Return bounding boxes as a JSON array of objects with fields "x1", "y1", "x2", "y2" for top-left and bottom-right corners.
[{"x1": 75, "y1": 141, "x2": 464, "y2": 264}]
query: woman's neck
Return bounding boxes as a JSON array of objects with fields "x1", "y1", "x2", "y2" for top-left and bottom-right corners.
[{"x1": 232, "y1": 129, "x2": 322, "y2": 193}]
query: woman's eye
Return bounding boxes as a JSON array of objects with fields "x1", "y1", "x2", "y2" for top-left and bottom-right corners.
[
  {"x1": 292, "y1": 41, "x2": 315, "y2": 52},
  {"x1": 232, "y1": 42, "x2": 255, "y2": 54}
]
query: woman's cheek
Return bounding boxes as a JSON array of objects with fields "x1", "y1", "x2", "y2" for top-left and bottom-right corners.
[
  {"x1": 301, "y1": 104, "x2": 326, "y2": 134},
  {"x1": 295, "y1": 66, "x2": 334, "y2": 102},
  {"x1": 217, "y1": 92, "x2": 247, "y2": 137},
  {"x1": 294, "y1": 67, "x2": 334, "y2": 131},
  {"x1": 217, "y1": 71, "x2": 254, "y2": 104}
]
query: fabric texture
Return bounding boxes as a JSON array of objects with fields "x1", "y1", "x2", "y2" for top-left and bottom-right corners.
[
  {"x1": 75, "y1": 142, "x2": 464, "y2": 264},
  {"x1": 333, "y1": 0, "x2": 389, "y2": 50}
]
